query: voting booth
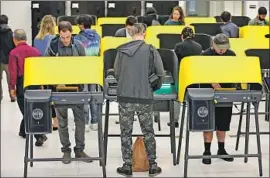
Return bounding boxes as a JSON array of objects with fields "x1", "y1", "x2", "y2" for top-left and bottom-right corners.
[
  {"x1": 176, "y1": 56, "x2": 263, "y2": 177},
  {"x1": 23, "y1": 57, "x2": 106, "y2": 178}
]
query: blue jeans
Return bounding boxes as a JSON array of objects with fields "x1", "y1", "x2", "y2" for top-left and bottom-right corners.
[{"x1": 84, "y1": 84, "x2": 99, "y2": 124}]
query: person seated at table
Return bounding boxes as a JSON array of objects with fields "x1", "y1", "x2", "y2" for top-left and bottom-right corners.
[
  {"x1": 200, "y1": 33, "x2": 236, "y2": 165},
  {"x1": 220, "y1": 11, "x2": 239, "y2": 38},
  {"x1": 115, "y1": 16, "x2": 138, "y2": 37},
  {"x1": 164, "y1": 6, "x2": 185, "y2": 25},
  {"x1": 168, "y1": 27, "x2": 202, "y2": 127},
  {"x1": 143, "y1": 7, "x2": 160, "y2": 26},
  {"x1": 248, "y1": 7, "x2": 269, "y2": 26}
]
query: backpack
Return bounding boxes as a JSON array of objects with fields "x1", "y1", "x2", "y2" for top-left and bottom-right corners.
[{"x1": 148, "y1": 45, "x2": 162, "y2": 91}]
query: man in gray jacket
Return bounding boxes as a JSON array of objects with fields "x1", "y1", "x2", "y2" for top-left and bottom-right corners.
[
  {"x1": 114, "y1": 23, "x2": 164, "y2": 177},
  {"x1": 45, "y1": 21, "x2": 92, "y2": 164},
  {"x1": 248, "y1": 7, "x2": 269, "y2": 26},
  {"x1": 114, "y1": 16, "x2": 138, "y2": 37}
]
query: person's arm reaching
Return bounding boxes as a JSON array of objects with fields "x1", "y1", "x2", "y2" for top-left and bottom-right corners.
[
  {"x1": 114, "y1": 52, "x2": 122, "y2": 80},
  {"x1": 8, "y1": 52, "x2": 17, "y2": 97},
  {"x1": 152, "y1": 47, "x2": 165, "y2": 78}
]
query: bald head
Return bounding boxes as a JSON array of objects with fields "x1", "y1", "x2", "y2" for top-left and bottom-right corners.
[{"x1": 13, "y1": 29, "x2": 27, "y2": 41}]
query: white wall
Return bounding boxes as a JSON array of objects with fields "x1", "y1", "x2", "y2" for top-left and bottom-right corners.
[
  {"x1": 258, "y1": 1, "x2": 270, "y2": 17},
  {"x1": 244, "y1": 1, "x2": 259, "y2": 19},
  {"x1": 224, "y1": 1, "x2": 243, "y2": 16},
  {"x1": 1, "y1": 1, "x2": 32, "y2": 45}
]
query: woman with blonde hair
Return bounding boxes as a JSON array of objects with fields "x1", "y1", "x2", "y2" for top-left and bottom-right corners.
[
  {"x1": 164, "y1": 6, "x2": 185, "y2": 25},
  {"x1": 34, "y1": 15, "x2": 58, "y2": 131}
]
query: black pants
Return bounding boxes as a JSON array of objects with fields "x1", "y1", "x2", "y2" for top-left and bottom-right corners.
[{"x1": 16, "y1": 77, "x2": 43, "y2": 140}]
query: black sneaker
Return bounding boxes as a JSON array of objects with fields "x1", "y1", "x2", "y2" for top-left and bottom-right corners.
[
  {"x1": 116, "y1": 164, "x2": 132, "y2": 177},
  {"x1": 62, "y1": 151, "x2": 71, "y2": 164},
  {"x1": 167, "y1": 122, "x2": 179, "y2": 128},
  {"x1": 35, "y1": 135, "x2": 47, "y2": 146},
  {"x1": 202, "y1": 151, "x2": 211, "y2": 165},
  {"x1": 217, "y1": 149, "x2": 234, "y2": 162},
  {"x1": 75, "y1": 151, "x2": 93, "y2": 163},
  {"x1": 149, "y1": 163, "x2": 162, "y2": 177},
  {"x1": 19, "y1": 132, "x2": 26, "y2": 139}
]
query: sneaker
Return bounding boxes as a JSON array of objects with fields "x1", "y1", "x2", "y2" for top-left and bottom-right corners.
[
  {"x1": 116, "y1": 164, "x2": 132, "y2": 177},
  {"x1": 85, "y1": 124, "x2": 90, "y2": 132},
  {"x1": 75, "y1": 151, "x2": 93, "y2": 163},
  {"x1": 217, "y1": 149, "x2": 234, "y2": 162},
  {"x1": 35, "y1": 135, "x2": 47, "y2": 146},
  {"x1": 19, "y1": 132, "x2": 26, "y2": 139},
  {"x1": 202, "y1": 151, "x2": 211, "y2": 165},
  {"x1": 62, "y1": 151, "x2": 71, "y2": 164},
  {"x1": 90, "y1": 123, "x2": 98, "y2": 131},
  {"x1": 167, "y1": 121, "x2": 179, "y2": 128},
  {"x1": 149, "y1": 163, "x2": 162, "y2": 177}
]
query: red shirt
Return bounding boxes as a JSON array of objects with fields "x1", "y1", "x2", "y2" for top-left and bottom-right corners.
[{"x1": 8, "y1": 42, "x2": 40, "y2": 90}]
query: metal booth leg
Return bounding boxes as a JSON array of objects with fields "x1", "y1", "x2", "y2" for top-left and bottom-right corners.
[
  {"x1": 97, "y1": 103, "x2": 107, "y2": 178},
  {"x1": 265, "y1": 93, "x2": 270, "y2": 121},
  {"x1": 244, "y1": 102, "x2": 251, "y2": 163},
  {"x1": 176, "y1": 102, "x2": 186, "y2": 164},
  {"x1": 103, "y1": 100, "x2": 110, "y2": 166},
  {"x1": 169, "y1": 101, "x2": 176, "y2": 165},
  {"x1": 23, "y1": 134, "x2": 30, "y2": 178},
  {"x1": 254, "y1": 102, "x2": 263, "y2": 176},
  {"x1": 30, "y1": 135, "x2": 34, "y2": 167},
  {"x1": 235, "y1": 102, "x2": 245, "y2": 151},
  {"x1": 183, "y1": 108, "x2": 190, "y2": 178}
]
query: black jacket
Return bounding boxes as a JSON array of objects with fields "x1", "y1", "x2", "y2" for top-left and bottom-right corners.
[
  {"x1": 174, "y1": 38, "x2": 202, "y2": 64},
  {"x1": 114, "y1": 40, "x2": 164, "y2": 104},
  {"x1": 0, "y1": 24, "x2": 15, "y2": 64}
]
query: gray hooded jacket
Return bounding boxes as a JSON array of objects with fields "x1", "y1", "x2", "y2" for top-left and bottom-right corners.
[{"x1": 114, "y1": 40, "x2": 164, "y2": 104}]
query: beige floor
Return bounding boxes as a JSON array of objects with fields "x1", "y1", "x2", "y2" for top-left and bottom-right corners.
[{"x1": 1, "y1": 74, "x2": 269, "y2": 177}]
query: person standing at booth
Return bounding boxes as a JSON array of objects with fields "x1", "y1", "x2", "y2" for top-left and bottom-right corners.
[
  {"x1": 164, "y1": 6, "x2": 185, "y2": 25},
  {"x1": 8, "y1": 29, "x2": 47, "y2": 146},
  {"x1": 170, "y1": 27, "x2": 202, "y2": 127},
  {"x1": 75, "y1": 14, "x2": 101, "y2": 132},
  {"x1": 0, "y1": 14, "x2": 15, "y2": 102},
  {"x1": 114, "y1": 23, "x2": 164, "y2": 177},
  {"x1": 200, "y1": 33, "x2": 236, "y2": 165},
  {"x1": 220, "y1": 11, "x2": 239, "y2": 38},
  {"x1": 248, "y1": 7, "x2": 269, "y2": 26},
  {"x1": 33, "y1": 15, "x2": 59, "y2": 131},
  {"x1": 115, "y1": 16, "x2": 138, "y2": 37},
  {"x1": 45, "y1": 21, "x2": 92, "y2": 164}
]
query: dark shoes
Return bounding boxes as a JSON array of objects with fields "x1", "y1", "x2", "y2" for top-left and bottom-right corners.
[
  {"x1": 167, "y1": 121, "x2": 179, "y2": 128},
  {"x1": 19, "y1": 132, "x2": 26, "y2": 138},
  {"x1": 62, "y1": 151, "x2": 93, "y2": 164},
  {"x1": 116, "y1": 163, "x2": 162, "y2": 177},
  {"x1": 35, "y1": 135, "x2": 47, "y2": 146},
  {"x1": 202, "y1": 149, "x2": 234, "y2": 165}
]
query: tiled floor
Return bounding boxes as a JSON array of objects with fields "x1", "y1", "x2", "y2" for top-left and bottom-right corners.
[{"x1": 1, "y1": 75, "x2": 269, "y2": 177}]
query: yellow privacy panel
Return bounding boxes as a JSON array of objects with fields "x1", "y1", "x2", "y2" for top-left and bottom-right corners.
[
  {"x1": 185, "y1": 17, "x2": 216, "y2": 26},
  {"x1": 239, "y1": 26, "x2": 270, "y2": 39},
  {"x1": 178, "y1": 56, "x2": 262, "y2": 102},
  {"x1": 55, "y1": 26, "x2": 101, "y2": 36},
  {"x1": 100, "y1": 37, "x2": 131, "y2": 55},
  {"x1": 145, "y1": 37, "x2": 159, "y2": 48},
  {"x1": 230, "y1": 38, "x2": 270, "y2": 56},
  {"x1": 97, "y1": 17, "x2": 126, "y2": 25},
  {"x1": 24, "y1": 57, "x2": 104, "y2": 88}
]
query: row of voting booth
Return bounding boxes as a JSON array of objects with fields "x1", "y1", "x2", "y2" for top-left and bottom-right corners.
[{"x1": 22, "y1": 28, "x2": 269, "y2": 177}]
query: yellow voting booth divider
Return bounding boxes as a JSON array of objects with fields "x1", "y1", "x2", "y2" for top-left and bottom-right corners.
[
  {"x1": 185, "y1": 17, "x2": 216, "y2": 26},
  {"x1": 230, "y1": 38, "x2": 270, "y2": 56},
  {"x1": 24, "y1": 57, "x2": 104, "y2": 88},
  {"x1": 178, "y1": 56, "x2": 262, "y2": 102},
  {"x1": 100, "y1": 37, "x2": 131, "y2": 55},
  {"x1": 55, "y1": 26, "x2": 102, "y2": 37},
  {"x1": 97, "y1": 17, "x2": 126, "y2": 25},
  {"x1": 145, "y1": 26, "x2": 195, "y2": 48},
  {"x1": 239, "y1": 26, "x2": 270, "y2": 39}
]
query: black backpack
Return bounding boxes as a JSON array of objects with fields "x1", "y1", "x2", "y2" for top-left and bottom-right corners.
[{"x1": 148, "y1": 45, "x2": 162, "y2": 91}]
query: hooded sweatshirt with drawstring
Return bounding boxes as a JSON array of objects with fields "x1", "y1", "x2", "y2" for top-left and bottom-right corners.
[
  {"x1": 114, "y1": 40, "x2": 164, "y2": 104},
  {"x1": 0, "y1": 24, "x2": 15, "y2": 64},
  {"x1": 74, "y1": 29, "x2": 100, "y2": 56}
]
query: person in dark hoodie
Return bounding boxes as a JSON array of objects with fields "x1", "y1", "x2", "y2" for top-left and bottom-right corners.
[
  {"x1": 0, "y1": 14, "x2": 15, "y2": 102},
  {"x1": 45, "y1": 21, "x2": 92, "y2": 164},
  {"x1": 114, "y1": 23, "x2": 164, "y2": 177},
  {"x1": 143, "y1": 7, "x2": 161, "y2": 27},
  {"x1": 74, "y1": 14, "x2": 100, "y2": 132}
]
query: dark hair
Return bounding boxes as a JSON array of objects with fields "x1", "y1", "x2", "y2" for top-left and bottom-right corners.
[
  {"x1": 181, "y1": 27, "x2": 194, "y2": 39},
  {"x1": 146, "y1": 7, "x2": 157, "y2": 15},
  {"x1": 75, "y1": 14, "x2": 93, "y2": 29},
  {"x1": 125, "y1": 16, "x2": 138, "y2": 26},
  {"x1": 0, "y1": 15, "x2": 8, "y2": 25},
  {"x1": 220, "y1": 11, "x2": 231, "y2": 22},
  {"x1": 58, "y1": 21, "x2": 72, "y2": 33},
  {"x1": 170, "y1": 6, "x2": 185, "y2": 22},
  {"x1": 258, "y1": 7, "x2": 267, "y2": 15}
]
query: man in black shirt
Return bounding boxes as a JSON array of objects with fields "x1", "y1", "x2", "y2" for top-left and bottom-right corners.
[{"x1": 200, "y1": 34, "x2": 235, "y2": 165}]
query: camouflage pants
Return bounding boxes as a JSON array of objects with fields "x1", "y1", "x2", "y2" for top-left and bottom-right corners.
[{"x1": 119, "y1": 102, "x2": 157, "y2": 166}]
